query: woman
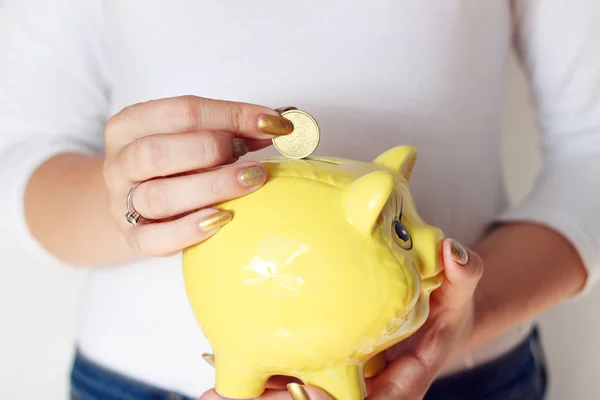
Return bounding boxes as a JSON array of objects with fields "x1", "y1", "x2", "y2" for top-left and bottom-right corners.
[{"x1": 1, "y1": 1, "x2": 598, "y2": 399}]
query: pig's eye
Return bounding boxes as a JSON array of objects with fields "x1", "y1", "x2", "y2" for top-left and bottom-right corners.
[{"x1": 392, "y1": 219, "x2": 413, "y2": 250}]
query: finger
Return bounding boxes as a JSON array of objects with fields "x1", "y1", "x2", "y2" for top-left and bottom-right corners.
[
  {"x1": 286, "y1": 384, "x2": 334, "y2": 400},
  {"x1": 132, "y1": 162, "x2": 267, "y2": 220},
  {"x1": 199, "y1": 384, "x2": 332, "y2": 400},
  {"x1": 128, "y1": 208, "x2": 232, "y2": 257},
  {"x1": 432, "y1": 238, "x2": 484, "y2": 311},
  {"x1": 366, "y1": 328, "x2": 451, "y2": 399},
  {"x1": 105, "y1": 95, "x2": 294, "y2": 150},
  {"x1": 365, "y1": 353, "x2": 434, "y2": 400},
  {"x1": 116, "y1": 131, "x2": 247, "y2": 182},
  {"x1": 247, "y1": 138, "x2": 275, "y2": 152},
  {"x1": 365, "y1": 240, "x2": 484, "y2": 399},
  {"x1": 201, "y1": 353, "x2": 215, "y2": 367},
  {"x1": 155, "y1": 139, "x2": 273, "y2": 179},
  {"x1": 266, "y1": 376, "x2": 303, "y2": 390}
]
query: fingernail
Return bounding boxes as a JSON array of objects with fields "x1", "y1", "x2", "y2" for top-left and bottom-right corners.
[
  {"x1": 258, "y1": 114, "x2": 294, "y2": 136},
  {"x1": 202, "y1": 353, "x2": 215, "y2": 367},
  {"x1": 232, "y1": 138, "x2": 248, "y2": 158},
  {"x1": 287, "y1": 383, "x2": 309, "y2": 400},
  {"x1": 198, "y1": 210, "x2": 233, "y2": 232},
  {"x1": 237, "y1": 165, "x2": 266, "y2": 187},
  {"x1": 449, "y1": 238, "x2": 469, "y2": 266},
  {"x1": 275, "y1": 106, "x2": 298, "y2": 114}
]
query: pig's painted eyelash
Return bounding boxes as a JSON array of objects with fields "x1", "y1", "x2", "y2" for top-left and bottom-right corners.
[{"x1": 393, "y1": 195, "x2": 404, "y2": 219}]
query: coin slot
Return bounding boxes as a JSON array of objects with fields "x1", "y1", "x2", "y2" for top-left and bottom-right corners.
[
  {"x1": 264, "y1": 157, "x2": 288, "y2": 161},
  {"x1": 305, "y1": 157, "x2": 341, "y2": 165}
]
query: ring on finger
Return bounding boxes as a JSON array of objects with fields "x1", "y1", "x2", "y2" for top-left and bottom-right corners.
[{"x1": 125, "y1": 181, "x2": 153, "y2": 226}]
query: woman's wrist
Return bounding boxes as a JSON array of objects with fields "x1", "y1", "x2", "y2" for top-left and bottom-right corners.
[
  {"x1": 24, "y1": 152, "x2": 138, "y2": 267},
  {"x1": 459, "y1": 222, "x2": 587, "y2": 353}
]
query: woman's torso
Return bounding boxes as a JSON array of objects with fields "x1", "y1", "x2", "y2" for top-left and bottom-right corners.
[{"x1": 76, "y1": 1, "x2": 530, "y2": 397}]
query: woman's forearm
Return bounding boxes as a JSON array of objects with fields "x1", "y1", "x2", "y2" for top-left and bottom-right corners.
[
  {"x1": 464, "y1": 222, "x2": 588, "y2": 352},
  {"x1": 24, "y1": 153, "x2": 139, "y2": 267}
]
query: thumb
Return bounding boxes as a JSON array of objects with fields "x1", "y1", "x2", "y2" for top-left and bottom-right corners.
[
  {"x1": 199, "y1": 384, "x2": 333, "y2": 400},
  {"x1": 432, "y1": 238, "x2": 484, "y2": 311},
  {"x1": 286, "y1": 383, "x2": 333, "y2": 400}
]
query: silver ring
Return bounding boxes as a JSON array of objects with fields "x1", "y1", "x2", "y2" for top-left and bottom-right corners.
[{"x1": 125, "y1": 182, "x2": 144, "y2": 226}]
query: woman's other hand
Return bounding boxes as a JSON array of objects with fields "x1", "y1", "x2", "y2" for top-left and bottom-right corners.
[
  {"x1": 361, "y1": 238, "x2": 483, "y2": 399},
  {"x1": 103, "y1": 95, "x2": 293, "y2": 257}
]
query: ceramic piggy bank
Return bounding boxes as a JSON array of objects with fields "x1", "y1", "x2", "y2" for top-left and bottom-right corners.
[{"x1": 182, "y1": 145, "x2": 445, "y2": 400}]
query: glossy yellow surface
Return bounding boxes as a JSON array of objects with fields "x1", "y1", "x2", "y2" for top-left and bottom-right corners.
[{"x1": 182, "y1": 145, "x2": 445, "y2": 400}]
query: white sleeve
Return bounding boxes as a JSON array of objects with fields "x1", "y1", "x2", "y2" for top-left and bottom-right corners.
[
  {"x1": 497, "y1": 0, "x2": 600, "y2": 294},
  {"x1": 0, "y1": 0, "x2": 109, "y2": 264}
]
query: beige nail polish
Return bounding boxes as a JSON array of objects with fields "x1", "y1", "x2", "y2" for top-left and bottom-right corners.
[
  {"x1": 449, "y1": 238, "x2": 469, "y2": 266},
  {"x1": 238, "y1": 165, "x2": 266, "y2": 187},
  {"x1": 198, "y1": 210, "x2": 233, "y2": 232},
  {"x1": 258, "y1": 114, "x2": 294, "y2": 136},
  {"x1": 232, "y1": 138, "x2": 248, "y2": 158},
  {"x1": 287, "y1": 383, "x2": 309, "y2": 400}
]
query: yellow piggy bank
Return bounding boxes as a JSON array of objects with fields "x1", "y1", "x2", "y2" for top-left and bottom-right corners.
[{"x1": 182, "y1": 145, "x2": 445, "y2": 400}]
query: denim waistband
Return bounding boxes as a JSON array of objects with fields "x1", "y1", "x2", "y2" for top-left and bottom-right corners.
[
  {"x1": 70, "y1": 351, "x2": 196, "y2": 400},
  {"x1": 424, "y1": 326, "x2": 548, "y2": 400}
]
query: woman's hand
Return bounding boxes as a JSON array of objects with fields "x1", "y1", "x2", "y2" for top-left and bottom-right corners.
[
  {"x1": 200, "y1": 238, "x2": 483, "y2": 400},
  {"x1": 361, "y1": 238, "x2": 482, "y2": 399},
  {"x1": 103, "y1": 95, "x2": 293, "y2": 257}
]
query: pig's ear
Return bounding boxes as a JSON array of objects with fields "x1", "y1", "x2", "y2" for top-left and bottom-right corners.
[
  {"x1": 344, "y1": 171, "x2": 395, "y2": 235},
  {"x1": 373, "y1": 145, "x2": 418, "y2": 181}
]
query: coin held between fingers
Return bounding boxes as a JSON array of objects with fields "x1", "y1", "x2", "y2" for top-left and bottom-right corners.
[{"x1": 272, "y1": 109, "x2": 320, "y2": 159}]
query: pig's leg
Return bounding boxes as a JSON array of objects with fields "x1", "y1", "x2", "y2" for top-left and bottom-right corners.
[
  {"x1": 213, "y1": 352, "x2": 268, "y2": 399},
  {"x1": 363, "y1": 352, "x2": 388, "y2": 378},
  {"x1": 301, "y1": 364, "x2": 365, "y2": 400}
]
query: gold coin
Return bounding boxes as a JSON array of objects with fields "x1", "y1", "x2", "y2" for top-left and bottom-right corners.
[{"x1": 272, "y1": 110, "x2": 320, "y2": 159}]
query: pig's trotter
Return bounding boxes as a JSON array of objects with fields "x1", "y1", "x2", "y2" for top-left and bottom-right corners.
[
  {"x1": 363, "y1": 352, "x2": 388, "y2": 378},
  {"x1": 214, "y1": 353, "x2": 269, "y2": 399},
  {"x1": 300, "y1": 364, "x2": 365, "y2": 400}
]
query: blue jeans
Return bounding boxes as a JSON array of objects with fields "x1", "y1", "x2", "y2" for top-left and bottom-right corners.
[
  {"x1": 424, "y1": 327, "x2": 547, "y2": 400},
  {"x1": 70, "y1": 327, "x2": 547, "y2": 400}
]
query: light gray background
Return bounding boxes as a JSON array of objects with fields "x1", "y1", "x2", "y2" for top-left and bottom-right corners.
[{"x1": 0, "y1": 49, "x2": 598, "y2": 398}]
